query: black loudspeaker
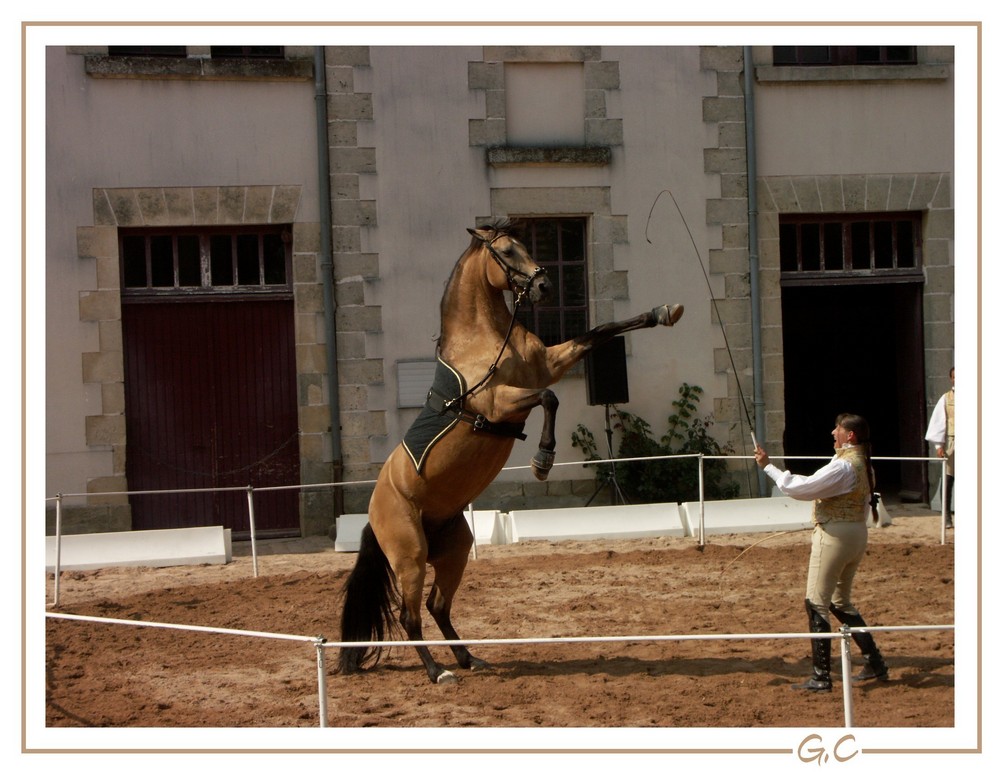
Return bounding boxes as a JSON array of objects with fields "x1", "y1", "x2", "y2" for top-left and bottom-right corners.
[{"x1": 585, "y1": 336, "x2": 629, "y2": 406}]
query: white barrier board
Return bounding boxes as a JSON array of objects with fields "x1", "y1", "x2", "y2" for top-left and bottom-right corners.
[
  {"x1": 46, "y1": 526, "x2": 231, "y2": 572},
  {"x1": 464, "y1": 509, "x2": 503, "y2": 545},
  {"x1": 335, "y1": 510, "x2": 504, "y2": 552},
  {"x1": 334, "y1": 513, "x2": 370, "y2": 552},
  {"x1": 681, "y1": 497, "x2": 813, "y2": 536},
  {"x1": 507, "y1": 502, "x2": 685, "y2": 543}
]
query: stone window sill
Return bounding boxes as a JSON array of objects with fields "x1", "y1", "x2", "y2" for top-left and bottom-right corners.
[
  {"x1": 84, "y1": 55, "x2": 313, "y2": 82},
  {"x1": 755, "y1": 63, "x2": 950, "y2": 84}
]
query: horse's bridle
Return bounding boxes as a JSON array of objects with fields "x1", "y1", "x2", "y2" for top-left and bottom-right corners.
[
  {"x1": 440, "y1": 230, "x2": 547, "y2": 413},
  {"x1": 482, "y1": 232, "x2": 548, "y2": 302}
]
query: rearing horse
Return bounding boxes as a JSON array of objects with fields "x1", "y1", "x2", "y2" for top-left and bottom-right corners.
[{"x1": 338, "y1": 220, "x2": 683, "y2": 683}]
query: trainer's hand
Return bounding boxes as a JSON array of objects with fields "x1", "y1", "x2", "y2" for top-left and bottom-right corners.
[{"x1": 754, "y1": 446, "x2": 769, "y2": 469}]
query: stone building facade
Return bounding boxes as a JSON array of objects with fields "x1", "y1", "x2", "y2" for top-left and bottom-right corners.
[{"x1": 44, "y1": 43, "x2": 956, "y2": 537}]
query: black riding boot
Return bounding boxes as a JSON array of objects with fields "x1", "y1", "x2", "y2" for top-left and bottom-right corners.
[
  {"x1": 830, "y1": 604, "x2": 889, "y2": 683},
  {"x1": 792, "y1": 600, "x2": 832, "y2": 692}
]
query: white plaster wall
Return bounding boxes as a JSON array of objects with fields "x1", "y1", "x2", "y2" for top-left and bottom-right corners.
[
  {"x1": 45, "y1": 47, "x2": 319, "y2": 497},
  {"x1": 359, "y1": 47, "x2": 492, "y2": 462},
  {"x1": 754, "y1": 79, "x2": 954, "y2": 176},
  {"x1": 608, "y1": 46, "x2": 727, "y2": 427},
  {"x1": 505, "y1": 63, "x2": 586, "y2": 145},
  {"x1": 362, "y1": 46, "x2": 724, "y2": 480}
]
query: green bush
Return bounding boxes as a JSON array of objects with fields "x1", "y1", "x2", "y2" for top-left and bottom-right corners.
[{"x1": 571, "y1": 383, "x2": 739, "y2": 504}]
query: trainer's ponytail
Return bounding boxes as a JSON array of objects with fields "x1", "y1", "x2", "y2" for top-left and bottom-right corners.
[
  {"x1": 836, "y1": 413, "x2": 878, "y2": 523},
  {"x1": 865, "y1": 450, "x2": 879, "y2": 523}
]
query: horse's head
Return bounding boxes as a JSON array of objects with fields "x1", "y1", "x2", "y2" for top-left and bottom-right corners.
[{"x1": 467, "y1": 225, "x2": 552, "y2": 304}]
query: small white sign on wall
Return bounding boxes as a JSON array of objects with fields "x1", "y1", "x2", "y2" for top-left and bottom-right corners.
[{"x1": 397, "y1": 359, "x2": 438, "y2": 408}]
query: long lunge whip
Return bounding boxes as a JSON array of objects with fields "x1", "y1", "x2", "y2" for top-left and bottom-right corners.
[{"x1": 644, "y1": 189, "x2": 760, "y2": 452}]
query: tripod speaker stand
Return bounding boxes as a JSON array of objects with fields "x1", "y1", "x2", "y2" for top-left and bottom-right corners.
[
  {"x1": 583, "y1": 337, "x2": 630, "y2": 506},
  {"x1": 586, "y1": 403, "x2": 629, "y2": 505}
]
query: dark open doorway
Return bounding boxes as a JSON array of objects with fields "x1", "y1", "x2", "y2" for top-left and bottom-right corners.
[{"x1": 780, "y1": 280, "x2": 927, "y2": 501}]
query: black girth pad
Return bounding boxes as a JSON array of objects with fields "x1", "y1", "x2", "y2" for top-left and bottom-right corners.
[
  {"x1": 402, "y1": 358, "x2": 526, "y2": 474},
  {"x1": 402, "y1": 359, "x2": 464, "y2": 474}
]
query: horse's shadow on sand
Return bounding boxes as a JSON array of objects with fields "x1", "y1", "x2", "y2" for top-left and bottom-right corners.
[{"x1": 375, "y1": 653, "x2": 954, "y2": 690}]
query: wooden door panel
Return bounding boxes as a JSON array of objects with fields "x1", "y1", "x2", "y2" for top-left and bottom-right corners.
[{"x1": 122, "y1": 300, "x2": 300, "y2": 534}]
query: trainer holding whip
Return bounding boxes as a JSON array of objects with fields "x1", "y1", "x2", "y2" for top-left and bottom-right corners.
[{"x1": 754, "y1": 414, "x2": 889, "y2": 693}]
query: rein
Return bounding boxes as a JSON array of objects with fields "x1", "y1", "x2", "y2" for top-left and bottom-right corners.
[
  {"x1": 434, "y1": 232, "x2": 539, "y2": 438},
  {"x1": 444, "y1": 294, "x2": 522, "y2": 409},
  {"x1": 445, "y1": 231, "x2": 542, "y2": 406}
]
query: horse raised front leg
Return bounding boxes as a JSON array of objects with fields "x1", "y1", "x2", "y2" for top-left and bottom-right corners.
[
  {"x1": 577, "y1": 304, "x2": 684, "y2": 349},
  {"x1": 546, "y1": 303, "x2": 684, "y2": 377},
  {"x1": 531, "y1": 389, "x2": 559, "y2": 481},
  {"x1": 489, "y1": 385, "x2": 561, "y2": 481}
]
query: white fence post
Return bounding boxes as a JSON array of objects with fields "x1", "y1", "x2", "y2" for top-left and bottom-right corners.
[
  {"x1": 698, "y1": 454, "x2": 706, "y2": 546},
  {"x1": 52, "y1": 494, "x2": 63, "y2": 607},
  {"x1": 467, "y1": 502, "x2": 478, "y2": 560},
  {"x1": 839, "y1": 628, "x2": 854, "y2": 728},
  {"x1": 314, "y1": 637, "x2": 329, "y2": 728},
  {"x1": 246, "y1": 486, "x2": 259, "y2": 578},
  {"x1": 940, "y1": 457, "x2": 949, "y2": 545}
]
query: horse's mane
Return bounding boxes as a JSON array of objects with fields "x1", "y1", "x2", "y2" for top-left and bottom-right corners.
[
  {"x1": 437, "y1": 219, "x2": 518, "y2": 345},
  {"x1": 464, "y1": 217, "x2": 514, "y2": 251}
]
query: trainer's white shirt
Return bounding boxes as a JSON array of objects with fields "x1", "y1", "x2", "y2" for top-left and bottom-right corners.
[
  {"x1": 924, "y1": 387, "x2": 954, "y2": 450},
  {"x1": 763, "y1": 446, "x2": 858, "y2": 502}
]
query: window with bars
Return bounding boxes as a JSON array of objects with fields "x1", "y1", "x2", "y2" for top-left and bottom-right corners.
[
  {"x1": 107, "y1": 46, "x2": 286, "y2": 59},
  {"x1": 513, "y1": 218, "x2": 589, "y2": 346},
  {"x1": 773, "y1": 46, "x2": 917, "y2": 66},
  {"x1": 108, "y1": 46, "x2": 187, "y2": 57},
  {"x1": 778, "y1": 213, "x2": 922, "y2": 282},
  {"x1": 210, "y1": 46, "x2": 285, "y2": 59},
  {"x1": 87, "y1": 47, "x2": 310, "y2": 82},
  {"x1": 120, "y1": 227, "x2": 292, "y2": 299}
]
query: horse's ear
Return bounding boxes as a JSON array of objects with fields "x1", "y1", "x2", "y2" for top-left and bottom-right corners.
[{"x1": 467, "y1": 227, "x2": 489, "y2": 243}]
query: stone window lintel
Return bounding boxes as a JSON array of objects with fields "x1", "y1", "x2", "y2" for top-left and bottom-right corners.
[{"x1": 487, "y1": 146, "x2": 612, "y2": 167}]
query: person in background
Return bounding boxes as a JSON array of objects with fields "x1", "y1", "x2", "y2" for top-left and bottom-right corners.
[
  {"x1": 925, "y1": 366, "x2": 955, "y2": 528},
  {"x1": 754, "y1": 414, "x2": 889, "y2": 692}
]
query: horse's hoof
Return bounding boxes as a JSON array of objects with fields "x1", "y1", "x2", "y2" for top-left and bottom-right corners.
[
  {"x1": 435, "y1": 670, "x2": 458, "y2": 684},
  {"x1": 468, "y1": 657, "x2": 491, "y2": 672},
  {"x1": 531, "y1": 449, "x2": 555, "y2": 481},
  {"x1": 654, "y1": 303, "x2": 684, "y2": 326}
]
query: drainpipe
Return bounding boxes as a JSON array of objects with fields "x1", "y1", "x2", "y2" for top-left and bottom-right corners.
[
  {"x1": 744, "y1": 46, "x2": 767, "y2": 496},
  {"x1": 315, "y1": 46, "x2": 344, "y2": 521}
]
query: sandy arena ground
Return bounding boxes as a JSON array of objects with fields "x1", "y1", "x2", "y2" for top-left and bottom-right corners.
[{"x1": 44, "y1": 505, "x2": 955, "y2": 732}]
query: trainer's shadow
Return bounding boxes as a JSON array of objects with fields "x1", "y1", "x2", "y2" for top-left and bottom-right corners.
[
  {"x1": 484, "y1": 654, "x2": 794, "y2": 680},
  {"x1": 861, "y1": 655, "x2": 954, "y2": 690}
]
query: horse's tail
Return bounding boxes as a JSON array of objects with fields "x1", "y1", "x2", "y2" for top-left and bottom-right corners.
[{"x1": 336, "y1": 523, "x2": 401, "y2": 674}]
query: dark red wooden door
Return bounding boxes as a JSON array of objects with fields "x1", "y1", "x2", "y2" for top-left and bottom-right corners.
[{"x1": 122, "y1": 299, "x2": 300, "y2": 535}]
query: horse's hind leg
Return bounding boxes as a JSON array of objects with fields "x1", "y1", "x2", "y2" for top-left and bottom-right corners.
[
  {"x1": 426, "y1": 514, "x2": 490, "y2": 672},
  {"x1": 369, "y1": 480, "x2": 455, "y2": 684},
  {"x1": 394, "y1": 557, "x2": 458, "y2": 684}
]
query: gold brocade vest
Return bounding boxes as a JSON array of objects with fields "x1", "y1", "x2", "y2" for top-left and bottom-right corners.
[{"x1": 813, "y1": 446, "x2": 870, "y2": 525}]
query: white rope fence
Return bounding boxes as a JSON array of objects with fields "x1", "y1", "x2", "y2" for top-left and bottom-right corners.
[
  {"x1": 44, "y1": 609, "x2": 954, "y2": 730},
  {"x1": 43, "y1": 454, "x2": 954, "y2": 729},
  {"x1": 45, "y1": 453, "x2": 952, "y2": 603}
]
